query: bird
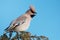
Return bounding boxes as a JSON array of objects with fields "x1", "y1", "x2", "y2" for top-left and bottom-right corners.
[{"x1": 4, "y1": 5, "x2": 36, "y2": 40}]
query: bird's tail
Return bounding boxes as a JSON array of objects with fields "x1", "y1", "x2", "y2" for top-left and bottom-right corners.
[{"x1": 3, "y1": 30, "x2": 13, "y2": 40}]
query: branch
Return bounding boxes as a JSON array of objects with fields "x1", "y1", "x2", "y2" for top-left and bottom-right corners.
[{"x1": 0, "y1": 31, "x2": 49, "y2": 40}]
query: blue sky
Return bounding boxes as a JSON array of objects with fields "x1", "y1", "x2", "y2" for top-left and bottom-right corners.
[{"x1": 0, "y1": 0, "x2": 60, "y2": 40}]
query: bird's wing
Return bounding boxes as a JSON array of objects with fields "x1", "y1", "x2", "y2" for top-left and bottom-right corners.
[{"x1": 5, "y1": 16, "x2": 27, "y2": 32}]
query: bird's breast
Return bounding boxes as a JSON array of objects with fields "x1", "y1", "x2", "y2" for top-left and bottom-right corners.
[{"x1": 15, "y1": 18, "x2": 31, "y2": 32}]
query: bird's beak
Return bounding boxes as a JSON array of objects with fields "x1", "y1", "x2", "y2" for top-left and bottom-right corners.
[
  {"x1": 35, "y1": 12, "x2": 37, "y2": 14},
  {"x1": 33, "y1": 12, "x2": 37, "y2": 15}
]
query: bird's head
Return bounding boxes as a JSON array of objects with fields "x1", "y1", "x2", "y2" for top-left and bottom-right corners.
[{"x1": 26, "y1": 5, "x2": 37, "y2": 18}]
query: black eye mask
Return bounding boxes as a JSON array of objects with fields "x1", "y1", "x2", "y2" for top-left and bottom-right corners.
[{"x1": 30, "y1": 15, "x2": 35, "y2": 18}]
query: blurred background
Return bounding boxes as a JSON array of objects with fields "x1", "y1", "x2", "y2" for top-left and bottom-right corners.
[{"x1": 0, "y1": 0, "x2": 60, "y2": 40}]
